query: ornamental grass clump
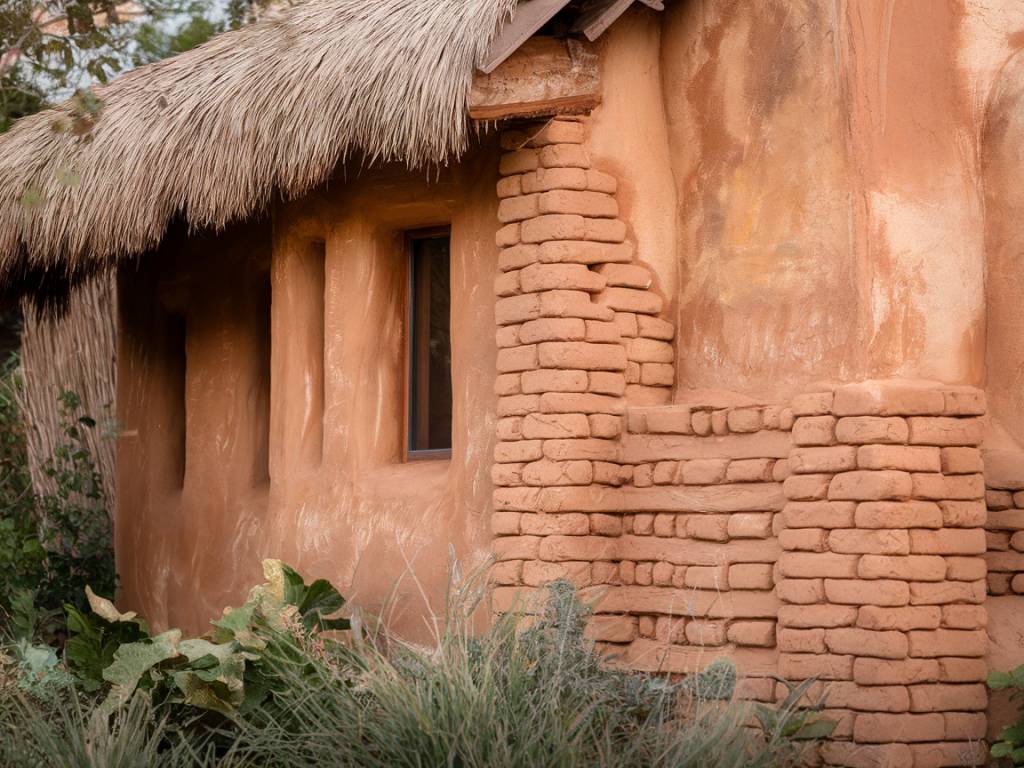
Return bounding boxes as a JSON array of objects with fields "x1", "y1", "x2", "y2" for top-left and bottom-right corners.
[{"x1": 1, "y1": 560, "x2": 832, "y2": 767}]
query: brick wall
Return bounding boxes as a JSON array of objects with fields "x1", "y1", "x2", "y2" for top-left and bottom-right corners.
[
  {"x1": 488, "y1": 118, "x2": 992, "y2": 766},
  {"x1": 983, "y1": 451, "x2": 1024, "y2": 595}
]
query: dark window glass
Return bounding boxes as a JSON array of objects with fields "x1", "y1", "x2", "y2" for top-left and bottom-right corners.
[{"x1": 409, "y1": 233, "x2": 452, "y2": 456}]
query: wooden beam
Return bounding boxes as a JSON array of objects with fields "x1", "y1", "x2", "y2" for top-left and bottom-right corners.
[
  {"x1": 636, "y1": 0, "x2": 664, "y2": 9},
  {"x1": 479, "y1": 0, "x2": 572, "y2": 74},
  {"x1": 571, "y1": 0, "x2": 635, "y2": 42},
  {"x1": 470, "y1": 38, "x2": 600, "y2": 121}
]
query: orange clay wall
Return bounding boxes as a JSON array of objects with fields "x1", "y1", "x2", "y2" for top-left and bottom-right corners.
[{"x1": 117, "y1": 152, "x2": 502, "y2": 640}]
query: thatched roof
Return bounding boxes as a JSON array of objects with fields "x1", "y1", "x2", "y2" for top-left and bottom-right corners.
[{"x1": 0, "y1": 0, "x2": 517, "y2": 303}]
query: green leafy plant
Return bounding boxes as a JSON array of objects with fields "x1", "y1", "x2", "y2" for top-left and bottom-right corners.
[{"x1": 989, "y1": 664, "x2": 1024, "y2": 764}]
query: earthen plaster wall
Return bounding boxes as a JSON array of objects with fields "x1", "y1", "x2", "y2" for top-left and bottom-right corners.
[{"x1": 117, "y1": 150, "x2": 502, "y2": 637}]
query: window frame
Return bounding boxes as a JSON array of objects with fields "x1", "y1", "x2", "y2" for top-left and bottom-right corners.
[{"x1": 404, "y1": 226, "x2": 453, "y2": 462}]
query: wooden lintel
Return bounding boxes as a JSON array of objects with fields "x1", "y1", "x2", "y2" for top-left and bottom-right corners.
[
  {"x1": 479, "y1": 0, "x2": 572, "y2": 74},
  {"x1": 470, "y1": 38, "x2": 600, "y2": 122},
  {"x1": 636, "y1": 0, "x2": 665, "y2": 9}
]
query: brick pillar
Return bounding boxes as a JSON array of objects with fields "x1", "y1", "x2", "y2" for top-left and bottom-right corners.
[
  {"x1": 778, "y1": 381, "x2": 988, "y2": 768},
  {"x1": 489, "y1": 117, "x2": 674, "y2": 596}
]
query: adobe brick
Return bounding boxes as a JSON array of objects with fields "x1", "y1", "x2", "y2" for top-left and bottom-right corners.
[
  {"x1": 494, "y1": 440, "x2": 544, "y2": 463},
  {"x1": 1014, "y1": 574, "x2": 1024, "y2": 592},
  {"x1": 789, "y1": 446, "x2": 857, "y2": 474},
  {"x1": 778, "y1": 604, "x2": 857, "y2": 628},
  {"x1": 537, "y1": 341, "x2": 627, "y2": 371},
  {"x1": 495, "y1": 417, "x2": 524, "y2": 442},
  {"x1": 687, "y1": 516, "x2": 729, "y2": 542},
  {"x1": 538, "y1": 535, "x2": 617, "y2": 562},
  {"x1": 783, "y1": 473, "x2": 832, "y2": 500},
  {"x1": 762, "y1": 405, "x2": 785, "y2": 430},
  {"x1": 907, "y1": 416, "x2": 983, "y2": 446},
  {"x1": 681, "y1": 458, "x2": 729, "y2": 485},
  {"x1": 778, "y1": 552, "x2": 858, "y2": 579},
  {"x1": 652, "y1": 562, "x2": 675, "y2": 586},
  {"x1": 857, "y1": 606, "x2": 941, "y2": 631},
  {"x1": 537, "y1": 240, "x2": 633, "y2": 266},
  {"x1": 589, "y1": 513, "x2": 622, "y2": 536},
  {"x1": 726, "y1": 458, "x2": 774, "y2": 482},
  {"x1": 828, "y1": 470, "x2": 913, "y2": 501},
  {"x1": 791, "y1": 415, "x2": 837, "y2": 445},
  {"x1": 908, "y1": 683, "x2": 987, "y2": 712},
  {"x1": 539, "y1": 392, "x2": 624, "y2": 415},
  {"x1": 492, "y1": 463, "x2": 524, "y2": 486},
  {"x1": 685, "y1": 620, "x2": 727, "y2": 646},
  {"x1": 652, "y1": 461, "x2": 676, "y2": 485},
  {"x1": 855, "y1": 500, "x2": 943, "y2": 529},
  {"x1": 521, "y1": 413, "x2": 589, "y2": 440},
  {"x1": 909, "y1": 528, "x2": 986, "y2": 555},
  {"x1": 640, "y1": 363, "x2": 674, "y2": 387},
  {"x1": 653, "y1": 513, "x2": 675, "y2": 536},
  {"x1": 497, "y1": 394, "x2": 540, "y2": 417},
  {"x1": 988, "y1": 489, "x2": 1014, "y2": 509},
  {"x1": 778, "y1": 653, "x2": 854, "y2": 681},
  {"x1": 496, "y1": 173, "x2": 523, "y2": 198},
  {"x1": 618, "y1": 561, "x2": 635, "y2": 584},
  {"x1": 496, "y1": 345, "x2": 539, "y2": 373},
  {"x1": 522, "y1": 459, "x2": 592, "y2": 487},
  {"x1": 542, "y1": 438, "x2": 620, "y2": 462},
  {"x1": 858, "y1": 555, "x2": 946, "y2": 582},
  {"x1": 728, "y1": 621, "x2": 776, "y2": 647},
  {"x1": 1014, "y1": 531, "x2": 1024, "y2": 550},
  {"x1": 636, "y1": 315, "x2": 674, "y2": 340},
  {"x1": 520, "y1": 368, "x2": 587, "y2": 394},
  {"x1": 495, "y1": 293, "x2": 541, "y2": 325},
  {"x1": 495, "y1": 325, "x2": 521, "y2": 349},
  {"x1": 586, "y1": 169, "x2": 617, "y2": 193},
  {"x1": 853, "y1": 713, "x2": 944, "y2": 743},
  {"x1": 783, "y1": 500, "x2": 856, "y2": 528},
  {"x1": 588, "y1": 414, "x2": 621, "y2": 439},
  {"x1": 493, "y1": 536, "x2": 541, "y2": 561},
  {"x1": 520, "y1": 167, "x2": 588, "y2": 193},
  {"x1": 624, "y1": 363, "x2": 641, "y2": 384},
  {"x1": 518, "y1": 513, "x2": 589, "y2": 536},
  {"x1": 611, "y1": 312, "x2": 639, "y2": 339},
  {"x1": 635, "y1": 563, "x2": 653, "y2": 585},
  {"x1": 522, "y1": 560, "x2": 591, "y2": 587},
  {"x1": 691, "y1": 410, "x2": 712, "y2": 435},
  {"x1": 989, "y1": 531, "x2": 1012, "y2": 551},
  {"x1": 824, "y1": 579, "x2": 910, "y2": 607},
  {"x1": 827, "y1": 626, "x2": 909, "y2": 659},
  {"x1": 588, "y1": 371, "x2": 626, "y2": 397},
  {"x1": 779, "y1": 528, "x2": 827, "y2": 552},
  {"x1": 729, "y1": 563, "x2": 774, "y2": 590},
  {"x1": 776, "y1": 578, "x2": 824, "y2": 604},
  {"x1": 944, "y1": 557, "x2": 986, "y2": 582},
  {"x1": 940, "y1": 447, "x2": 983, "y2": 474},
  {"x1": 538, "y1": 289, "x2": 614, "y2": 321},
  {"x1": 940, "y1": 605, "x2": 986, "y2": 630},
  {"x1": 792, "y1": 391, "x2": 834, "y2": 417},
  {"x1": 857, "y1": 444, "x2": 941, "y2": 472},
  {"x1": 497, "y1": 194, "x2": 540, "y2": 223},
  {"x1": 496, "y1": 223, "x2": 519, "y2": 247},
  {"x1": 907, "y1": 630, "x2": 987, "y2": 658},
  {"x1": 835, "y1": 416, "x2": 908, "y2": 444},
  {"x1": 824, "y1": 682, "x2": 910, "y2": 712},
  {"x1": 726, "y1": 408, "x2": 762, "y2": 433},
  {"x1": 519, "y1": 263, "x2": 605, "y2": 293},
  {"x1": 829, "y1": 529, "x2": 910, "y2": 555},
  {"x1": 777, "y1": 627, "x2": 825, "y2": 653},
  {"x1": 912, "y1": 472, "x2": 985, "y2": 501},
  {"x1": 942, "y1": 712, "x2": 987, "y2": 740},
  {"x1": 491, "y1": 512, "x2": 521, "y2": 536},
  {"x1": 493, "y1": 486, "x2": 541, "y2": 512},
  {"x1": 941, "y1": 386, "x2": 987, "y2": 416},
  {"x1": 500, "y1": 149, "x2": 540, "y2": 175},
  {"x1": 832, "y1": 381, "x2": 945, "y2": 417},
  {"x1": 498, "y1": 244, "x2": 539, "y2": 273},
  {"x1": 909, "y1": 580, "x2": 986, "y2": 606},
  {"x1": 494, "y1": 374, "x2": 523, "y2": 398},
  {"x1": 823, "y1": 743, "x2": 915, "y2": 768},
  {"x1": 711, "y1": 409, "x2": 729, "y2": 435},
  {"x1": 538, "y1": 189, "x2": 618, "y2": 218},
  {"x1": 490, "y1": 560, "x2": 523, "y2": 585},
  {"x1": 625, "y1": 337, "x2": 673, "y2": 364},
  {"x1": 632, "y1": 464, "x2": 652, "y2": 487},
  {"x1": 937, "y1": 657, "x2": 987, "y2": 683},
  {"x1": 727, "y1": 513, "x2": 773, "y2": 539},
  {"x1": 585, "y1": 615, "x2": 636, "y2": 643},
  {"x1": 494, "y1": 269, "x2": 521, "y2": 297},
  {"x1": 583, "y1": 320, "x2": 621, "y2": 344},
  {"x1": 598, "y1": 287, "x2": 663, "y2": 315},
  {"x1": 938, "y1": 500, "x2": 987, "y2": 527},
  {"x1": 538, "y1": 143, "x2": 589, "y2": 168},
  {"x1": 853, "y1": 658, "x2": 940, "y2": 685}
]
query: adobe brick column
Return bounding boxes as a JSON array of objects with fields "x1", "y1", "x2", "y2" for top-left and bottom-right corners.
[
  {"x1": 489, "y1": 117, "x2": 674, "y2": 594},
  {"x1": 777, "y1": 381, "x2": 988, "y2": 768}
]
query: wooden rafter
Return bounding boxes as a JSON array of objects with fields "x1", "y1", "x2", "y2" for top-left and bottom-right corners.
[{"x1": 479, "y1": 0, "x2": 572, "y2": 74}]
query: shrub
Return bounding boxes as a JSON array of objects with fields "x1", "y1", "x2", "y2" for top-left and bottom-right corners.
[
  {"x1": 989, "y1": 664, "x2": 1024, "y2": 765},
  {"x1": 1, "y1": 562, "x2": 833, "y2": 767}
]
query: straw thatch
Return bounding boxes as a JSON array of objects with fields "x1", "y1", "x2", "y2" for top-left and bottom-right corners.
[
  {"x1": 18, "y1": 275, "x2": 117, "y2": 510},
  {"x1": 0, "y1": 0, "x2": 518, "y2": 304}
]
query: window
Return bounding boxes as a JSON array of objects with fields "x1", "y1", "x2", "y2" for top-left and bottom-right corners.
[{"x1": 408, "y1": 230, "x2": 452, "y2": 458}]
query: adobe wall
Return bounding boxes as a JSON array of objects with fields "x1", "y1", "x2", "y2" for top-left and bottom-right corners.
[
  {"x1": 117, "y1": 151, "x2": 503, "y2": 637},
  {"x1": 490, "y1": 114, "x2": 996, "y2": 764}
]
